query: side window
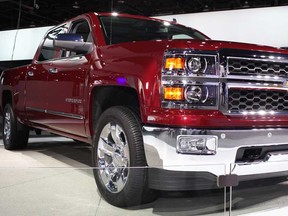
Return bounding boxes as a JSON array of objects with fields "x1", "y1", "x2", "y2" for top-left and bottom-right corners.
[
  {"x1": 37, "y1": 25, "x2": 67, "y2": 62},
  {"x1": 66, "y1": 20, "x2": 92, "y2": 57}
]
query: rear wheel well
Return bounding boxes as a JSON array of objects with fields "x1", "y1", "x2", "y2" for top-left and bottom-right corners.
[
  {"x1": 91, "y1": 86, "x2": 141, "y2": 131},
  {"x1": 2, "y1": 91, "x2": 12, "y2": 113}
]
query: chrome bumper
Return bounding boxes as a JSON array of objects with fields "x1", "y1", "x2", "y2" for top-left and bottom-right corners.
[{"x1": 142, "y1": 126, "x2": 288, "y2": 177}]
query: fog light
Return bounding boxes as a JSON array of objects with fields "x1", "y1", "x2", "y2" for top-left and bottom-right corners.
[{"x1": 177, "y1": 135, "x2": 217, "y2": 155}]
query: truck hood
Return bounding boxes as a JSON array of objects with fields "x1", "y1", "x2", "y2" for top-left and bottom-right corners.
[
  {"x1": 99, "y1": 39, "x2": 288, "y2": 64},
  {"x1": 166, "y1": 39, "x2": 288, "y2": 54}
]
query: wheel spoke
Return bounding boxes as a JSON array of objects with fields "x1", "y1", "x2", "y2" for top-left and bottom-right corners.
[
  {"x1": 99, "y1": 167, "x2": 110, "y2": 187},
  {"x1": 3, "y1": 112, "x2": 11, "y2": 142},
  {"x1": 106, "y1": 180, "x2": 117, "y2": 192},
  {"x1": 97, "y1": 122, "x2": 130, "y2": 193},
  {"x1": 114, "y1": 168, "x2": 128, "y2": 190},
  {"x1": 110, "y1": 123, "x2": 123, "y2": 148},
  {"x1": 98, "y1": 137, "x2": 114, "y2": 157},
  {"x1": 106, "y1": 168, "x2": 128, "y2": 193},
  {"x1": 110, "y1": 123, "x2": 129, "y2": 166},
  {"x1": 113, "y1": 151, "x2": 128, "y2": 168}
]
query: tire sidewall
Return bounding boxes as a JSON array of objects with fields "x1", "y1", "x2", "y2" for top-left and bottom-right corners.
[
  {"x1": 2, "y1": 104, "x2": 29, "y2": 150},
  {"x1": 3, "y1": 104, "x2": 16, "y2": 149}
]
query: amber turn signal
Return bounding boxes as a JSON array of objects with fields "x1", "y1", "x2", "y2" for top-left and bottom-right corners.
[
  {"x1": 165, "y1": 57, "x2": 185, "y2": 70},
  {"x1": 164, "y1": 87, "x2": 184, "y2": 100}
]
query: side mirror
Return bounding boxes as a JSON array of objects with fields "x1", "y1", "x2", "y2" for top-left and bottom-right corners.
[{"x1": 54, "y1": 33, "x2": 93, "y2": 53}]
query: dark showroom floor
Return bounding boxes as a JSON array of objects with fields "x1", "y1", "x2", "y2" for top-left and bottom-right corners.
[{"x1": 0, "y1": 129, "x2": 288, "y2": 215}]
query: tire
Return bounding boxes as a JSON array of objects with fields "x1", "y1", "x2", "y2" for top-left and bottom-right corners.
[
  {"x1": 2, "y1": 104, "x2": 29, "y2": 150},
  {"x1": 92, "y1": 106, "x2": 156, "y2": 207}
]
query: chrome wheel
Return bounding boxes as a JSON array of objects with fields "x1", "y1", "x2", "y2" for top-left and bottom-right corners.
[
  {"x1": 93, "y1": 106, "x2": 155, "y2": 207},
  {"x1": 3, "y1": 111, "x2": 11, "y2": 143},
  {"x1": 97, "y1": 122, "x2": 130, "y2": 193}
]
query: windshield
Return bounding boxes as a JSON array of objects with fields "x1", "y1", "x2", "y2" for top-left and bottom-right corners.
[{"x1": 99, "y1": 15, "x2": 209, "y2": 45}]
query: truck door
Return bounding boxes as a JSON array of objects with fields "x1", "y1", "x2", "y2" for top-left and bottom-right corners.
[
  {"x1": 44, "y1": 19, "x2": 92, "y2": 137},
  {"x1": 25, "y1": 25, "x2": 67, "y2": 124}
]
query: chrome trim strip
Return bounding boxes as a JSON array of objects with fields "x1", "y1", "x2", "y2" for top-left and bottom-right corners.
[
  {"x1": 162, "y1": 75, "x2": 219, "y2": 81},
  {"x1": 47, "y1": 110, "x2": 84, "y2": 120},
  {"x1": 26, "y1": 107, "x2": 45, "y2": 113},
  {"x1": 26, "y1": 107, "x2": 84, "y2": 120},
  {"x1": 227, "y1": 56, "x2": 288, "y2": 64},
  {"x1": 227, "y1": 83, "x2": 288, "y2": 91},
  {"x1": 227, "y1": 110, "x2": 288, "y2": 116},
  {"x1": 225, "y1": 75, "x2": 285, "y2": 84},
  {"x1": 162, "y1": 78, "x2": 220, "y2": 85}
]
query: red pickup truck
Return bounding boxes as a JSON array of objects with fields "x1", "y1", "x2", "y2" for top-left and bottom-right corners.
[{"x1": 1, "y1": 12, "x2": 288, "y2": 207}]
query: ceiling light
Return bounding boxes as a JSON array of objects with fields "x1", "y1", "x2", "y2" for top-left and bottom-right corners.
[
  {"x1": 203, "y1": 5, "x2": 209, "y2": 12},
  {"x1": 72, "y1": 1, "x2": 80, "y2": 9},
  {"x1": 243, "y1": 1, "x2": 250, "y2": 8},
  {"x1": 33, "y1": 0, "x2": 39, "y2": 10}
]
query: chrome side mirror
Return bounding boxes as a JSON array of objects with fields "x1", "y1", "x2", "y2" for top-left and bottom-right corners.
[{"x1": 54, "y1": 33, "x2": 92, "y2": 53}]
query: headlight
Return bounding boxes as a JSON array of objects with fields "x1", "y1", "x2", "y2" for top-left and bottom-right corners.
[
  {"x1": 187, "y1": 57, "x2": 202, "y2": 73},
  {"x1": 184, "y1": 84, "x2": 218, "y2": 107},
  {"x1": 163, "y1": 53, "x2": 217, "y2": 76},
  {"x1": 186, "y1": 56, "x2": 216, "y2": 75},
  {"x1": 161, "y1": 49, "x2": 219, "y2": 110},
  {"x1": 185, "y1": 86, "x2": 205, "y2": 102},
  {"x1": 161, "y1": 83, "x2": 218, "y2": 109}
]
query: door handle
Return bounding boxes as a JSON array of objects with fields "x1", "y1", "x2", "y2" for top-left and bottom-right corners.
[
  {"x1": 27, "y1": 71, "x2": 34, "y2": 77},
  {"x1": 48, "y1": 68, "x2": 58, "y2": 74}
]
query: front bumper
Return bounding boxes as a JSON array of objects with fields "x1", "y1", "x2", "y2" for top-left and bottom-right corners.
[{"x1": 143, "y1": 126, "x2": 288, "y2": 190}]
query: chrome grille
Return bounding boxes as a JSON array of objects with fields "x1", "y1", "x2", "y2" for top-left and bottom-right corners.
[
  {"x1": 228, "y1": 89, "x2": 288, "y2": 113},
  {"x1": 227, "y1": 57, "x2": 288, "y2": 78}
]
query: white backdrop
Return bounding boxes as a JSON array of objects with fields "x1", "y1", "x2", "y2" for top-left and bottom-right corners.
[
  {"x1": 157, "y1": 6, "x2": 288, "y2": 48},
  {"x1": 0, "y1": 26, "x2": 51, "y2": 61}
]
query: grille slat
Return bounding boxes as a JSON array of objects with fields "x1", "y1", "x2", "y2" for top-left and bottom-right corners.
[
  {"x1": 228, "y1": 58, "x2": 288, "y2": 78},
  {"x1": 228, "y1": 89, "x2": 288, "y2": 113}
]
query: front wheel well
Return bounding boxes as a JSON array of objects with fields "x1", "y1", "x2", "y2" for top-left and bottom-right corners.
[{"x1": 91, "y1": 86, "x2": 141, "y2": 131}]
